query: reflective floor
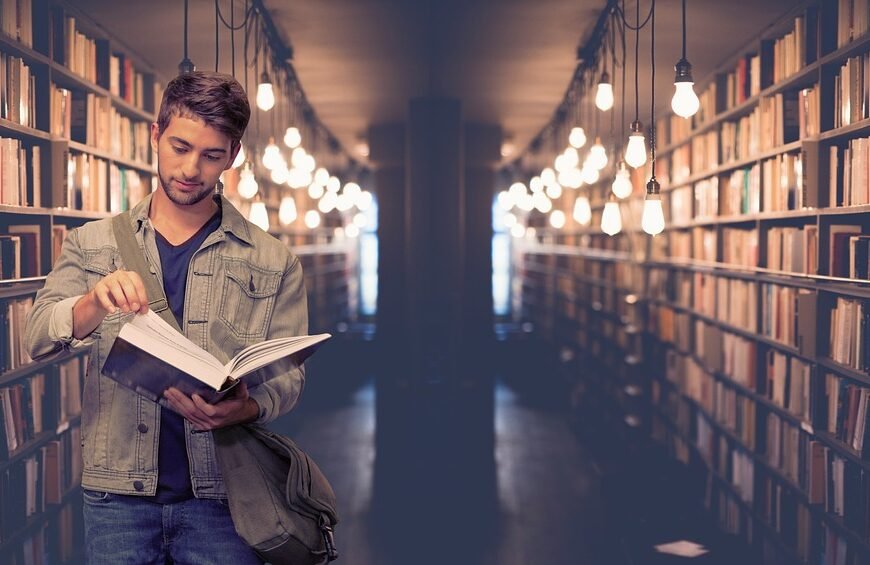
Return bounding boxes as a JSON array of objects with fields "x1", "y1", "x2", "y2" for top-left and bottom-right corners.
[{"x1": 271, "y1": 338, "x2": 760, "y2": 565}]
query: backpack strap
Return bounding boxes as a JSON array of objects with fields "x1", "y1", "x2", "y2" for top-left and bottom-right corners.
[{"x1": 111, "y1": 212, "x2": 181, "y2": 333}]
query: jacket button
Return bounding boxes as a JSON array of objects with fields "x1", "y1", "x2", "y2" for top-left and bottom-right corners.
[
  {"x1": 133, "y1": 481, "x2": 144, "y2": 491},
  {"x1": 137, "y1": 423, "x2": 148, "y2": 433}
]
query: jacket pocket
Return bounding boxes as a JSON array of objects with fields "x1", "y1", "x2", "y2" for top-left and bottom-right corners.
[{"x1": 218, "y1": 258, "x2": 281, "y2": 340}]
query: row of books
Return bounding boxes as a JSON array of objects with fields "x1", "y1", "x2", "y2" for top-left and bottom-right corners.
[
  {"x1": 0, "y1": 52, "x2": 36, "y2": 128},
  {"x1": 720, "y1": 52, "x2": 762, "y2": 110},
  {"x1": 0, "y1": 425, "x2": 82, "y2": 544},
  {"x1": 63, "y1": 150, "x2": 151, "y2": 213},
  {"x1": 691, "y1": 130, "x2": 719, "y2": 177},
  {"x1": 766, "y1": 225, "x2": 818, "y2": 275},
  {"x1": 828, "y1": 137, "x2": 870, "y2": 208},
  {"x1": 1, "y1": 297, "x2": 31, "y2": 371},
  {"x1": 836, "y1": 0, "x2": 870, "y2": 49},
  {"x1": 768, "y1": 13, "x2": 811, "y2": 84},
  {"x1": 0, "y1": 0, "x2": 33, "y2": 48},
  {"x1": 721, "y1": 227, "x2": 757, "y2": 268},
  {"x1": 833, "y1": 52, "x2": 870, "y2": 129},
  {"x1": 765, "y1": 349, "x2": 812, "y2": 423},
  {"x1": 50, "y1": 86, "x2": 152, "y2": 163},
  {"x1": 0, "y1": 357, "x2": 82, "y2": 461},
  {"x1": 823, "y1": 372, "x2": 870, "y2": 457},
  {"x1": 0, "y1": 136, "x2": 40, "y2": 208},
  {"x1": 108, "y1": 52, "x2": 149, "y2": 109},
  {"x1": 55, "y1": 12, "x2": 98, "y2": 85},
  {"x1": 721, "y1": 165, "x2": 761, "y2": 216},
  {"x1": 829, "y1": 297, "x2": 869, "y2": 372},
  {"x1": 761, "y1": 151, "x2": 802, "y2": 212}
]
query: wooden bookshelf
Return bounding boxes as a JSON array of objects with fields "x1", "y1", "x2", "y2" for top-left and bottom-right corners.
[{"x1": 516, "y1": 2, "x2": 870, "y2": 563}]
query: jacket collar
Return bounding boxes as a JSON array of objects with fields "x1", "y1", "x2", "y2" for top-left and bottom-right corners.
[{"x1": 129, "y1": 192, "x2": 254, "y2": 245}]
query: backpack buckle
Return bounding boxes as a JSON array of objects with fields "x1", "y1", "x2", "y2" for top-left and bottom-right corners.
[{"x1": 321, "y1": 524, "x2": 338, "y2": 561}]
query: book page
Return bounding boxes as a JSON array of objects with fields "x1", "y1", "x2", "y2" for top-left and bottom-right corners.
[
  {"x1": 226, "y1": 334, "x2": 331, "y2": 379},
  {"x1": 120, "y1": 311, "x2": 227, "y2": 389}
]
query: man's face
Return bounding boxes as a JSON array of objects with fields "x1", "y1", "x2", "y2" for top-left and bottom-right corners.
[{"x1": 151, "y1": 115, "x2": 238, "y2": 206}]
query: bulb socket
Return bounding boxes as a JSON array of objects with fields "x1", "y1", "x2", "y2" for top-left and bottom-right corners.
[
  {"x1": 178, "y1": 57, "x2": 196, "y2": 74},
  {"x1": 630, "y1": 120, "x2": 644, "y2": 134},
  {"x1": 259, "y1": 70, "x2": 271, "y2": 85},
  {"x1": 645, "y1": 177, "x2": 661, "y2": 197},
  {"x1": 674, "y1": 58, "x2": 694, "y2": 83},
  {"x1": 599, "y1": 70, "x2": 611, "y2": 85}
]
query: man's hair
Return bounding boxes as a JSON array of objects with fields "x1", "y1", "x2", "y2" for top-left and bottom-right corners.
[{"x1": 156, "y1": 71, "x2": 251, "y2": 148}]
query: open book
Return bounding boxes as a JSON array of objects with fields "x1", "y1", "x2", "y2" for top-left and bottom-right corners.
[{"x1": 101, "y1": 310, "x2": 330, "y2": 404}]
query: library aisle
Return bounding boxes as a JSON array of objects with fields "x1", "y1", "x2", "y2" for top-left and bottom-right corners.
[{"x1": 275, "y1": 337, "x2": 762, "y2": 565}]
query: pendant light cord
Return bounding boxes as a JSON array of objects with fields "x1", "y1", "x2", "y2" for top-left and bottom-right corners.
[
  {"x1": 634, "y1": 0, "x2": 639, "y2": 122},
  {"x1": 682, "y1": 0, "x2": 687, "y2": 60},
  {"x1": 651, "y1": 0, "x2": 657, "y2": 171},
  {"x1": 183, "y1": 0, "x2": 189, "y2": 61}
]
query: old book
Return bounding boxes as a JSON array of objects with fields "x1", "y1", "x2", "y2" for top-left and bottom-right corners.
[{"x1": 102, "y1": 310, "x2": 330, "y2": 405}]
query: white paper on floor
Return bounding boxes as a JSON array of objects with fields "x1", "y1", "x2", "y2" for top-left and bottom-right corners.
[{"x1": 653, "y1": 540, "x2": 709, "y2": 558}]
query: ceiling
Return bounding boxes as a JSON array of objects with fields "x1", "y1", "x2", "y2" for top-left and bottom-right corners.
[{"x1": 68, "y1": 0, "x2": 804, "y2": 167}]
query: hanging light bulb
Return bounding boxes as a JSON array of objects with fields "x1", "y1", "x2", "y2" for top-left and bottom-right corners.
[
  {"x1": 529, "y1": 176, "x2": 544, "y2": 193},
  {"x1": 270, "y1": 165, "x2": 289, "y2": 185},
  {"x1": 232, "y1": 142, "x2": 246, "y2": 169},
  {"x1": 563, "y1": 147, "x2": 580, "y2": 169},
  {"x1": 256, "y1": 71, "x2": 275, "y2": 111},
  {"x1": 672, "y1": 60, "x2": 699, "y2": 118},
  {"x1": 304, "y1": 210, "x2": 321, "y2": 229},
  {"x1": 262, "y1": 138, "x2": 282, "y2": 170},
  {"x1": 625, "y1": 121, "x2": 647, "y2": 168},
  {"x1": 549, "y1": 210, "x2": 566, "y2": 229},
  {"x1": 291, "y1": 147, "x2": 307, "y2": 169},
  {"x1": 237, "y1": 163, "x2": 258, "y2": 199},
  {"x1": 353, "y1": 212, "x2": 368, "y2": 228},
  {"x1": 345, "y1": 224, "x2": 360, "y2": 238},
  {"x1": 533, "y1": 192, "x2": 552, "y2": 213},
  {"x1": 672, "y1": 0, "x2": 700, "y2": 118},
  {"x1": 327, "y1": 176, "x2": 341, "y2": 193},
  {"x1": 503, "y1": 212, "x2": 517, "y2": 227},
  {"x1": 249, "y1": 201, "x2": 270, "y2": 231},
  {"x1": 573, "y1": 194, "x2": 592, "y2": 226},
  {"x1": 641, "y1": 178, "x2": 665, "y2": 235},
  {"x1": 314, "y1": 167, "x2": 330, "y2": 186},
  {"x1": 558, "y1": 167, "x2": 583, "y2": 189},
  {"x1": 541, "y1": 168, "x2": 557, "y2": 186},
  {"x1": 279, "y1": 196, "x2": 297, "y2": 225},
  {"x1": 283, "y1": 126, "x2": 302, "y2": 148},
  {"x1": 611, "y1": 162, "x2": 633, "y2": 199},
  {"x1": 581, "y1": 163, "x2": 600, "y2": 185},
  {"x1": 569, "y1": 127, "x2": 587, "y2": 149},
  {"x1": 308, "y1": 182, "x2": 325, "y2": 199},
  {"x1": 589, "y1": 138, "x2": 608, "y2": 170},
  {"x1": 343, "y1": 182, "x2": 362, "y2": 201},
  {"x1": 336, "y1": 192, "x2": 354, "y2": 212},
  {"x1": 357, "y1": 190, "x2": 374, "y2": 211},
  {"x1": 601, "y1": 199, "x2": 622, "y2": 235},
  {"x1": 510, "y1": 224, "x2": 525, "y2": 238},
  {"x1": 595, "y1": 71, "x2": 614, "y2": 111},
  {"x1": 509, "y1": 182, "x2": 527, "y2": 200},
  {"x1": 545, "y1": 182, "x2": 562, "y2": 200},
  {"x1": 319, "y1": 192, "x2": 338, "y2": 213}
]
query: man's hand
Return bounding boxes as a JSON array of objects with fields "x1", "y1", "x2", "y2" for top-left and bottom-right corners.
[
  {"x1": 73, "y1": 269, "x2": 149, "y2": 339},
  {"x1": 164, "y1": 380, "x2": 259, "y2": 431}
]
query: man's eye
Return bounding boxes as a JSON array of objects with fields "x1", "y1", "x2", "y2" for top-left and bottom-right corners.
[
  {"x1": 173, "y1": 146, "x2": 187, "y2": 154},
  {"x1": 204, "y1": 154, "x2": 221, "y2": 162}
]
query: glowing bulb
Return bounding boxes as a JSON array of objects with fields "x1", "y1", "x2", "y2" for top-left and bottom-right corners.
[
  {"x1": 503, "y1": 212, "x2": 517, "y2": 227},
  {"x1": 308, "y1": 182, "x2": 325, "y2": 199},
  {"x1": 554, "y1": 153, "x2": 570, "y2": 173},
  {"x1": 545, "y1": 182, "x2": 562, "y2": 199},
  {"x1": 283, "y1": 127, "x2": 302, "y2": 148},
  {"x1": 497, "y1": 190, "x2": 514, "y2": 210},
  {"x1": 237, "y1": 165, "x2": 258, "y2": 199},
  {"x1": 525, "y1": 227, "x2": 537, "y2": 240},
  {"x1": 589, "y1": 138, "x2": 608, "y2": 170},
  {"x1": 336, "y1": 193, "x2": 354, "y2": 212},
  {"x1": 625, "y1": 131, "x2": 647, "y2": 168},
  {"x1": 319, "y1": 192, "x2": 337, "y2": 213},
  {"x1": 530, "y1": 176, "x2": 544, "y2": 193},
  {"x1": 509, "y1": 182, "x2": 527, "y2": 200},
  {"x1": 343, "y1": 182, "x2": 361, "y2": 200},
  {"x1": 672, "y1": 81, "x2": 700, "y2": 118},
  {"x1": 256, "y1": 74, "x2": 275, "y2": 111},
  {"x1": 353, "y1": 212, "x2": 368, "y2": 228},
  {"x1": 249, "y1": 201, "x2": 270, "y2": 231},
  {"x1": 262, "y1": 140, "x2": 282, "y2": 170},
  {"x1": 672, "y1": 58, "x2": 700, "y2": 118},
  {"x1": 549, "y1": 210, "x2": 566, "y2": 229},
  {"x1": 533, "y1": 192, "x2": 552, "y2": 213},
  {"x1": 345, "y1": 224, "x2": 360, "y2": 238},
  {"x1": 510, "y1": 224, "x2": 525, "y2": 238},
  {"x1": 270, "y1": 166, "x2": 289, "y2": 185},
  {"x1": 541, "y1": 168, "x2": 557, "y2": 186},
  {"x1": 581, "y1": 164, "x2": 599, "y2": 185},
  {"x1": 611, "y1": 164, "x2": 633, "y2": 199},
  {"x1": 291, "y1": 147, "x2": 307, "y2": 169},
  {"x1": 327, "y1": 176, "x2": 341, "y2": 193},
  {"x1": 304, "y1": 210, "x2": 321, "y2": 229},
  {"x1": 558, "y1": 168, "x2": 583, "y2": 189},
  {"x1": 357, "y1": 190, "x2": 373, "y2": 211},
  {"x1": 569, "y1": 127, "x2": 587, "y2": 148},
  {"x1": 573, "y1": 195, "x2": 592, "y2": 226},
  {"x1": 516, "y1": 192, "x2": 534, "y2": 212},
  {"x1": 300, "y1": 154, "x2": 316, "y2": 173},
  {"x1": 287, "y1": 168, "x2": 311, "y2": 189},
  {"x1": 642, "y1": 181, "x2": 666, "y2": 235},
  {"x1": 595, "y1": 76, "x2": 614, "y2": 111},
  {"x1": 279, "y1": 196, "x2": 297, "y2": 225},
  {"x1": 601, "y1": 201, "x2": 622, "y2": 235},
  {"x1": 562, "y1": 147, "x2": 580, "y2": 168},
  {"x1": 314, "y1": 167, "x2": 330, "y2": 186},
  {"x1": 232, "y1": 143, "x2": 245, "y2": 169}
]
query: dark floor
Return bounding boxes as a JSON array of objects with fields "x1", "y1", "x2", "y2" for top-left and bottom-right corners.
[{"x1": 270, "y1": 336, "x2": 762, "y2": 565}]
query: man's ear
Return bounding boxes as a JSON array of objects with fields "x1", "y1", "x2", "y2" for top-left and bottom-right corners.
[
  {"x1": 150, "y1": 122, "x2": 160, "y2": 153},
  {"x1": 224, "y1": 141, "x2": 241, "y2": 171}
]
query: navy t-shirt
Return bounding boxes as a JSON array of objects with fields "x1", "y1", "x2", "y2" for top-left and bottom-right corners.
[{"x1": 152, "y1": 211, "x2": 221, "y2": 503}]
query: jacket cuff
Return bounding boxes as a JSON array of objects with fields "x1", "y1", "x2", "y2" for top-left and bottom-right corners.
[{"x1": 50, "y1": 295, "x2": 89, "y2": 347}]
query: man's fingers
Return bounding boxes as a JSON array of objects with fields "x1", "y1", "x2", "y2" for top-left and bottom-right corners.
[
  {"x1": 93, "y1": 286, "x2": 117, "y2": 314},
  {"x1": 126, "y1": 271, "x2": 150, "y2": 313},
  {"x1": 116, "y1": 276, "x2": 142, "y2": 312}
]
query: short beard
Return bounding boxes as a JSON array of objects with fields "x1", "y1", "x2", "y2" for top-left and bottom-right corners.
[{"x1": 158, "y1": 169, "x2": 214, "y2": 206}]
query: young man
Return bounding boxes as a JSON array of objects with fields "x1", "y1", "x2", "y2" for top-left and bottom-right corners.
[{"x1": 24, "y1": 71, "x2": 306, "y2": 564}]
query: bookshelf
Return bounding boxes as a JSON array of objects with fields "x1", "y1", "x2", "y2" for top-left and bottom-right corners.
[
  {"x1": 516, "y1": 1, "x2": 870, "y2": 563},
  {"x1": 0, "y1": 0, "x2": 160, "y2": 562}
]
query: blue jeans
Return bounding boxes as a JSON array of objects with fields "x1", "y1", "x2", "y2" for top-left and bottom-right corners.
[{"x1": 82, "y1": 489, "x2": 262, "y2": 564}]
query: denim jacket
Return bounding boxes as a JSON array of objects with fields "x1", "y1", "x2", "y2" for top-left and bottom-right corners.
[{"x1": 24, "y1": 194, "x2": 307, "y2": 498}]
